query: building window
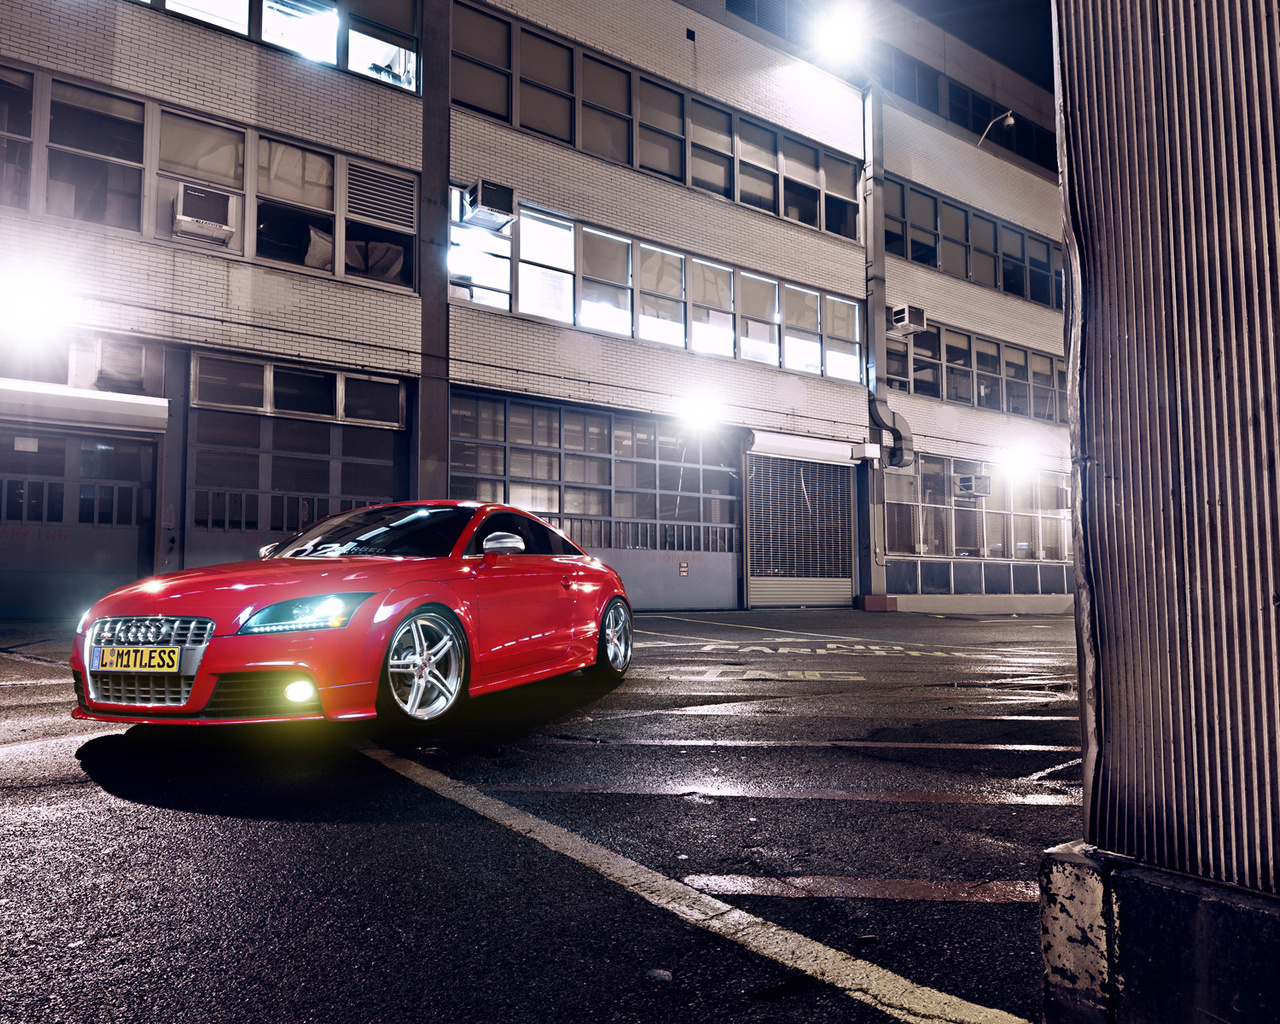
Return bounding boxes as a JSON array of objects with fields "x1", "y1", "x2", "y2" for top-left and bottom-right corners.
[
  {"x1": 135, "y1": 0, "x2": 418, "y2": 92},
  {"x1": 448, "y1": 4, "x2": 860, "y2": 242},
  {"x1": 47, "y1": 82, "x2": 144, "y2": 230},
  {"x1": 868, "y1": 45, "x2": 940, "y2": 115},
  {"x1": 947, "y1": 80, "x2": 1057, "y2": 172},
  {"x1": 885, "y1": 455, "x2": 1070, "y2": 563},
  {"x1": 450, "y1": 392, "x2": 741, "y2": 552},
  {"x1": 886, "y1": 176, "x2": 1063, "y2": 310},
  {"x1": 0, "y1": 66, "x2": 33, "y2": 211},
  {"x1": 450, "y1": 191, "x2": 865, "y2": 385},
  {"x1": 887, "y1": 319, "x2": 1067, "y2": 424}
]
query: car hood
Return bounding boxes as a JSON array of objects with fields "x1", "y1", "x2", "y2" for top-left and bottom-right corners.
[{"x1": 83, "y1": 556, "x2": 466, "y2": 635}]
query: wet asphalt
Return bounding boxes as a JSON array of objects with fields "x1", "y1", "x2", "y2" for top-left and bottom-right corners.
[{"x1": 0, "y1": 609, "x2": 1081, "y2": 1024}]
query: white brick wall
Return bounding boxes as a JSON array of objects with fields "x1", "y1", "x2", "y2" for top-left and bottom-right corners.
[
  {"x1": 0, "y1": 217, "x2": 422, "y2": 375},
  {"x1": 451, "y1": 304, "x2": 873, "y2": 442},
  {"x1": 1, "y1": 0, "x2": 423, "y2": 168}
]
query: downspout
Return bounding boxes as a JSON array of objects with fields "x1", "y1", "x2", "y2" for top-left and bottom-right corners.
[{"x1": 862, "y1": 80, "x2": 913, "y2": 468}]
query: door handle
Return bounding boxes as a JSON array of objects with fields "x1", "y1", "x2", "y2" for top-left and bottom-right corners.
[{"x1": 560, "y1": 577, "x2": 573, "y2": 589}]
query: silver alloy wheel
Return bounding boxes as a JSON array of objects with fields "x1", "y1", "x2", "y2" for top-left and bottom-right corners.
[
  {"x1": 602, "y1": 600, "x2": 632, "y2": 673},
  {"x1": 385, "y1": 610, "x2": 466, "y2": 720}
]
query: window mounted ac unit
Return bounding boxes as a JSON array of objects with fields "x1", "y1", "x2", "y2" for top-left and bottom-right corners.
[
  {"x1": 954, "y1": 474, "x2": 993, "y2": 496},
  {"x1": 891, "y1": 304, "x2": 928, "y2": 334},
  {"x1": 174, "y1": 183, "x2": 235, "y2": 244},
  {"x1": 463, "y1": 179, "x2": 515, "y2": 230}
]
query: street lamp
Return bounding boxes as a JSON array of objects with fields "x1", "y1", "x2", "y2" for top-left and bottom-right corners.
[{"x1": 977, "y1": 109, "x2": 1016, "y2": 148}]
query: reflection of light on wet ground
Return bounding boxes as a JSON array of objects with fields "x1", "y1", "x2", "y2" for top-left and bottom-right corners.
[
  {"x1": 683, "y1": 874, "x2": 1041, "y2": 903},
  {"x1": 483, "y1": 780, "x2": 1080, "y2": 805}
]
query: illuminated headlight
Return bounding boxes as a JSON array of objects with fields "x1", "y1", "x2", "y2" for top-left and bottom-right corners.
[
  {"x1": 75, "y1": 610, "x2": 92, "y2": 635},
  {"x1": 284, "y1": 680, "x2": 317, "y2": 703},
  {"x1": 237, "y1": 593, "x2": 373, "y2": 635}
]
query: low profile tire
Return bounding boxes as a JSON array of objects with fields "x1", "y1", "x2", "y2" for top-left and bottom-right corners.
[
  {"x1": 379, "y1": 606, "x2": 469, "y2": 724},
  {"x1": 589, "y1": 597, "x2": 633, "y2": 681}
]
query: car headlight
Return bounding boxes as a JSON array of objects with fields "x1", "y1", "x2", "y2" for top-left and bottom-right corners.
[
  {"x1": 76, "y1": 610, "x2": 92, "y2": 635},
  {"x1": 237, "y1": 593, "x2": 373, "y2": 635}
]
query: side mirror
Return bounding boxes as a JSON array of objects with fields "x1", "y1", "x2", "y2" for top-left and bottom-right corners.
[
  {"x1": 482, "y1": 531, "x2": 526, "y2": 556},
  {"x1": 258, "y1": 542, "x2": 279, "y2": 559}
]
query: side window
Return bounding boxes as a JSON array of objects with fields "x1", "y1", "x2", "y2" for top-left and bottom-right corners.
[{"x1": 469, "y1": 511, "x2": 575, "y2": 555}]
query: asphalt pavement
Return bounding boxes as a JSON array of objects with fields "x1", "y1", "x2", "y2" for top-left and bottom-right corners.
[{"x1": 1, "y1": 610, "x2": 1081, "y2": 1024}]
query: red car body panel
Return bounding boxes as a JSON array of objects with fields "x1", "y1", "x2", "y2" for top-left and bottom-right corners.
[{"x1": 69, "y1": 502, "x2": 628, "y2": 725}]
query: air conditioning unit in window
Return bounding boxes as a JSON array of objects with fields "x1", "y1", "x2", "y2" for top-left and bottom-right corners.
[
  {"x1": 955, "y1": 474, "x2": 993, "y2": 496},
  {"x1": 173, "y1": 182, "x2": 235, "y2": 244},
  {"x1": 891, "y1": 304, "x2": 928, "y2": 334},
  {"x1": 463, "y1": 179, "x2": 515, "y2": 230}
]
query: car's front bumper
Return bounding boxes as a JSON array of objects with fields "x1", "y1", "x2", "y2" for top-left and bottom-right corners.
[{"x1": 70, "y1": 627, "x2": 382, "y2": 725}]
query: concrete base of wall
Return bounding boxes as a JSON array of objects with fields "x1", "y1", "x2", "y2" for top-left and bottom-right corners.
[
  {"x1": 1040, "y1": 840, "x2": 1280, "y2": 1023},
  {"x1": 897, "y1": 593, "x2": 1074, "y2": 614},
  {"x1": 589, "y1": 548, "x2": 738, "y2": 611},
  {"x1": 854, "y1": 594, "x2": 897, "y2": 611}
]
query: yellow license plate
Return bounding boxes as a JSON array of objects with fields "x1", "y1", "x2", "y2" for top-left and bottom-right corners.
[{"x1": 92, "y1": 646, "x2": 180, "y2": 673}]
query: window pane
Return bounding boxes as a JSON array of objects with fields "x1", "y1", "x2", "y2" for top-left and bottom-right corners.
[
  {"x1": 941, "y1": 239, "x2": 967, "y2": 278},
  {"x1": 1013, "y1": 514, "x2": 1037, "y2": 558},
  {"x1": 920, "y1": 456, "x2": 948, "y2": 505},
  {"x1": 346, "y1": 221, "x2": 413, "y2": 287},
  {"x1": 49, "y1": 83, "x2": 144, "y2": 162},
  {"x1": 613, "y1": 417, "x2": 657, "y2": 459},
  {"x1": 451, "y1": 396, "x2": 504, "y2": 440},
  {"x1": 783, "y1": 180, "x2": 818, "y2": 225},
  {"x1": 739, "y1": 273, "x2": 777, "y2": 320},
  {"x1": 972, "y1": 250, "x2": 996, "y2": 287},
  {"x1": 167, "y1": 0, "x2": 249, "y2": 32},
  {"x1": 583, "y1": 107, "x2": 630, "y2": 163},
  {"x1": 739, "y1": 120, "x2": 776, "y2": 166},
  {"x1": 46, "y1": 152, "x2": 141, "y2": 229},
  {"x1": 691, "y1": 307, "x2": 734, "y2": 356},
  {"x1": 782, "y1": 137, "x2": 819, "y2": 185},
  {"x1": 349, "y1": 26, "x2": 417, "y2": 90},
  {"x1": 0, "y1": 138, "x2": 30, "y2": 210},
  {"x1": 160, "y1": 113, "x2": 244, "y2": 189},
  {"x1": 451, "y1": 56, "x2": 509, "y2": 118},
  {"x1": 971, "y1": 215, "x2": 996, "y2": 251},
  {"x1": 564, "y1": 487, "x2": 609, "y2": 516},
  {"x1": 275, "y1": 368, "x2": 336, "y2": 415},
  {"x1": 451, "y1": 476, "x2": 504, "y2": 502},
  {"x1": 1000, "y1": 225, "x2": 1025, "y2": 258},
  {"x1": 886, "y1": 502, "x2": 917, "y2": 553},
  {"x1": 783, "y1": 328, "x2": 821, "y2": 373},
  {"x1": 946, "y1": 366, "x2": 973, "y2": 404},
  {"x1": 639, "y1": 127, "x2": 683, "y2": 179},
  {"x1": 564, "y1": 454, "x2": 609, "y2": 483},
  {"x1": 690, "y1": 260, "x2": 732, "y2": 307},
  {"x1": 451, "y1": 441, "x2": 504, "y2": 475},
  {"x1": 739, "y1": 163, "x2": 777, "y2": 212},
  {"x1": 954, "y1": 508, "x2": 981, "y2": 556},
  {"x1": 912, "y1": 358, "x2": 940, "y2": 398},
  {"x1": 615, "y1": 461, "x2": 656, "y2": 488},
  {"x1": 584, "y1": 56, "x2": 629, "y2": 112},
  {"x1": 519, "y1": 211, "x2": 574, "y2": 270},
  {"x1": 985, "y1": 512, "x2": 1009, "y2": 557},
  {"x1": 941, "y1": 203, "x2": 966, "y2": 239},
  {"x1": 883, "y1": 179, "x2": 904, "y2": 219},
  {"x1": 740, "y1": 319, "x2": 779, "y2": 364},
  {"x1": 977, "y1": 373, "x2": 1002, "y2": 410},
  {"x1": 580, "y1": 279, "x2": 632, "y2": 334},
  {"x1": 256, "y1": 201, "x2": 334, "y2": 268},
  {"x1": 692, "y1": 147, "x2": 732, "y2": 197},
  {"x1": 1006, "y1": 378, "x2": 1030, "y2": 415},
  {"x1": 258, "y1": 139, "x2": 333, "y2": 209},
  {"x1": 453, "y1": 2, "x2": 510, "y2": 66},
  {"x1": 1001, "y1": 257, "x2": 1026, "y2": 296},
  {"x1": 583, "y1": 229, "x2": 630, "y2": 284},
  {"x1": 510, "y1": 404, "x2": 559, "y2": 446},
  {"x1": 825, "y1": 338, "x2": 861, "y2": 381},
  {"x1": 823, "y1": 152, "x2": 856, "y2": 199},
  {"x1": 908, "y1": 189, "x2": 936, "y2": 228},
  {"x1": 639, "y1": 245, "x2": 682, "y2": 297},
  {"x1": 921, "y1": 506, "x2": 949, "y2": 556},
  {"x1": 1004, "y1": 346, "x2": 1028, "y2": 380},
  {"x1": 521, "y1": 30, "x2": 571, "y2": 91},
  {"x1": 639, "y1": 80, "x2": 683, "y2": 135},
  {"x1": 909, "y1": 227, "x2": 937, "y2": 266},
  {"x1": 691, "y1": 100, "x2": 731, "y2": 151},
  {"x1": 638, "y1": 294, "x2": 685, "y2": 346},
  {"x1": 509, "y1": 482, "x2": 559, "y2": 513},
  {"x1": 824, "y1": 297, "x2": 858, "y2": 340},
  {"x1": 913, "y1": 329, "x2": 940, "y2": 360},
  {"x1": 517, "y1": 264, "x2": 574, "y2": 322},
  {"x1": 825, "y1": 194, "x2": 858, "y2": 239},
  {"x1": 784, "y1": 285, "x2": 819, "y2": 330},
  {"x1": 1041, "y1": 516, "x2": 1063, "y2": 560},
  {"x1": 519, "y1": 82, "x2": 572, "y2": 141},
  {"x1": 262, "y1": 0, "x2": 339, "y2": 64},
  {"x1": 944, "y1": 329, "x2": 971, "y2": 366},
  {"x1": 345, "y1": 377, "x2": 400, "y2": 423}
]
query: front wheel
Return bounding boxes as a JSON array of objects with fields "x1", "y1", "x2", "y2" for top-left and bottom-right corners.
[
  {"x1": 589, "y1": 597, "x2": 632, "y2": 681},
  {"x1": 380, "y1": 607, "x2": 469, "y2": 723}
]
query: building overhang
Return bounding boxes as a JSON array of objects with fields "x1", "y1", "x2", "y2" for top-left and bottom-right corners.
[
  {"x1": 0, "y1": 377, "x2": 169, "y2": 434},
  {"x1": 747, "y1": 430, "x2": 880, "y2": 465}
]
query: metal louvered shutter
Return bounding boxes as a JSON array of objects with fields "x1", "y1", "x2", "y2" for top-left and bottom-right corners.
[
  {"x1": 747, "y1": 454, "x2": 853, "y2": 607},
  {"x1": 347, "y1": 163, "x2": 416, "y2": 230}
]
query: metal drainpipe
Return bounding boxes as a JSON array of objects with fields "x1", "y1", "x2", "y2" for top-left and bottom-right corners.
[{"x1": 862, "y1": 80, "x2": 914, "y2": 469}]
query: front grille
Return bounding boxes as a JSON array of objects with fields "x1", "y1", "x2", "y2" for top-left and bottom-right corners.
[
  {"x1": 90, "y1": 616, "x2": 215, "y2": 647},
  {"x1": 85, "y1": 616, "x2": 213, "y2": 707},
  {"x1": 92, "y1": 672, "x2": 193, "y2": 706},
  {"x1": 203, "y1": 673, "x2": 323, "y2": 719}
]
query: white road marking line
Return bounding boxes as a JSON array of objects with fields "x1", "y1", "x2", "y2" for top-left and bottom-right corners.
[
  {"x1": 531, "y1": 736, "x2": 1081, "y2": 753},
  {"x1": 0, "y1": 678, "x2": 72, "y2": 687},
  {"x1": 684, "y1": 875, "x2": 1041, "y2": 903},
  {"x1": 1019, "y1": 758, "x2": 1084, "y2": 783},
  {"x1": 638, "y1": 613, "x2": 1068, "y2": 656},
  {"x1": 360, "y1": 743, "x2": 1029, "y2": 1024},
  {"x1": 479, "y1": 781, "x2": 1078, "y2": 806}
]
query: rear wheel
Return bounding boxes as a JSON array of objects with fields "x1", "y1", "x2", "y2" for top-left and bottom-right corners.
[
  {"x1": 589, "y1": 597, "x2": 632, "y2": 681},
  {"x1": 380, "y1": 607, "x2": 469, "y2": 723}
]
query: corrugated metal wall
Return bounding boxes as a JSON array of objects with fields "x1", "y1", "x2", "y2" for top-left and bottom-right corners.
[{"x1": 1060, "y1": 0, "x2": 1280, "y2": 892}]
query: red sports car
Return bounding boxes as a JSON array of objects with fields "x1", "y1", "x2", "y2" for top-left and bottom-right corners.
[{"x1": 70, "y1": 502, "x2": 632, "y2": 726}]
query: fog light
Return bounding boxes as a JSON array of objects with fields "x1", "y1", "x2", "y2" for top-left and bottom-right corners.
[{"x1": 285, "y1": 680, "x2": 316, "y2": 703}]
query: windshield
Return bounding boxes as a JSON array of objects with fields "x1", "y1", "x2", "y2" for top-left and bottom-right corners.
[{"x1": 273, "y1": 505, "x2": 477, "y2": 559}]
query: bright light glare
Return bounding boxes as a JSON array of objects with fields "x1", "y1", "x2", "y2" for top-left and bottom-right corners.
[
  {"x1": 674, "y1": 392, "x2": 726, "y2": 431},
  {"x1": 284, "y1": 680, "x2": 316, "y2": 702},
  {"x1": 997, "y1": 444, "x2": 1042, "y2": 480},
  {"x1": 811, "y1": 3, "x2": 867, "y2": 68},
  {"x1": 0, "y1": 265, "x2": 78, "y2": 345}
]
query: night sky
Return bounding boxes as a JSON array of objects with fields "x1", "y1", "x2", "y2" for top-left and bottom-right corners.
[{"x1": 894, "y1": 0, "x2": 1055, "y2": 91}]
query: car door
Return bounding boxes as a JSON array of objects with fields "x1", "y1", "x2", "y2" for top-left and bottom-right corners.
[{"x1": 468, "y1": 511, "x2": 580, "y2": 683}]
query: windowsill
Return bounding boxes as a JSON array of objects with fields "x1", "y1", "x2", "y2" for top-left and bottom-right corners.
[{"x1": 884, "y1": 252, "x2": 1063, "y2": 315}]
